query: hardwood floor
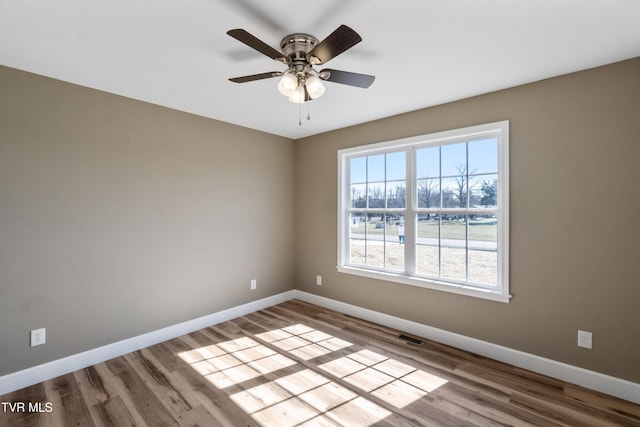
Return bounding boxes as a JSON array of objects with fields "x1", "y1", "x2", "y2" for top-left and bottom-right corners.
[{"x1": 1, "y1": 300, "x2": 639, "y2": 426}]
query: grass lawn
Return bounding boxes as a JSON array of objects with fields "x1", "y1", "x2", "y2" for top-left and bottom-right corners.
[{"x1": 351, "y1": 218, "x2": 497, "y2": 241}]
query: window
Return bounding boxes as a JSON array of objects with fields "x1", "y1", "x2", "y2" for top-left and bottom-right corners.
[{"x1": 337, "y1": 121, "x2": 510, "y2": 302}]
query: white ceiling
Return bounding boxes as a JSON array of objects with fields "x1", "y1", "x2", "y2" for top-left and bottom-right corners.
[{"x1": 1, "y1": 0, "x2": 639, "y2": 139}]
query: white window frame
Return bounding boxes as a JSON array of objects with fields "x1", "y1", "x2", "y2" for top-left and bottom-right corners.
[{"x1": 337, "y1": 121, "x2": 510, "y2": 303}]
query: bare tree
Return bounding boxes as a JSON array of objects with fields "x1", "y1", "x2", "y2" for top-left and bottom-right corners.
[
  {"x1": 369, "y1": 186, "x2": 384, "y2": 208},
  {"x1": 388, "y1": 184, "x2": 406, "y2": 208},
  {"x1": 417, "y1": 179, "x2": 440, "y2": 218},
  {"x1": 351, "y1": 187, "x2": 366, "y2": 208},
  {"x1": 417, "y1": 179, "x2": 438, "y2": 208},
  {"x1": 453, "y1": 165, "x2": 478, "y2": 208}
]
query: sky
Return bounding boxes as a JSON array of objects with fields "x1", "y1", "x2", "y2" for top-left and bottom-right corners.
[{"x1": 350, "y1": 137, "x2": 498, "y2": 185}]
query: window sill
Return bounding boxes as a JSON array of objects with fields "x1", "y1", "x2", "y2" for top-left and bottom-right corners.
[{"x1": 336, "y1": 265, "x2": 511, "y2": 303}]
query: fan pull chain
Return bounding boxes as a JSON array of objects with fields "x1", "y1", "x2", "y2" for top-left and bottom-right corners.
[{"x1": 296, "y1": 102, "x2": 312, "y2": 126}]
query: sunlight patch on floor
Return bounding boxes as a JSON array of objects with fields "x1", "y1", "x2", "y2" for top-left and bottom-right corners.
[
  {"x1": 318, "y1": 348, "x2": 448, "y2": 408},
  {"x1": 231, "y1": 369, "x2": 389, "y2": 427},
  {"x1": 177, "y1": 323, "x2": 449, "y2": 425}
]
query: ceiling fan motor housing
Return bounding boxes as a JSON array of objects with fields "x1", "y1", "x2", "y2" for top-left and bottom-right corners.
[
  {"x1": 279, "y1": 34, "x2": 321, "y2": 83},
  {"x1": 280, "y1": 33, "x2": 319, "y2": 61}
]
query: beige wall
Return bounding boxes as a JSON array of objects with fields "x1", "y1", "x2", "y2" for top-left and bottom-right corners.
[
  {"x1": 0, "y1": 66, "x2": 295, "y2": 375},
  {"x1": 294, "y1": 58, "x2": 640, "y2": 383},
  {"x1": 2, "y1": 58, "x2": 639, "y2": 384}
]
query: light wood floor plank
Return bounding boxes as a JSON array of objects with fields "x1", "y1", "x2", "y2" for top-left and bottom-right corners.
[{"x1": 2, "y1": 300, "x2": 639, "y2": 426}]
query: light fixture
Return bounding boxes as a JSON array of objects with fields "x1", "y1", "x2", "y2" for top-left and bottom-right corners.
[
  {"x1": 305, "y1": 75, "x2": 326, "y2": 99},
  {"x1": 288, "y1": 85, "x2": 306, "y2": 104},
  {"x1": 278, "y1": 68, "x2": 327, "y2": 103},
  {"x1": 278, "y1": 70, "x2": 326, "y2": 104},
  {"x1": 277, "y1": 72, "x2": 297, "y2": 97}
]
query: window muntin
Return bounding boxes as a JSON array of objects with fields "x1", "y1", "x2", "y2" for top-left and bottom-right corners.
[{"x1": 338, "y1": 121, "x2": 509, "y2": 302}]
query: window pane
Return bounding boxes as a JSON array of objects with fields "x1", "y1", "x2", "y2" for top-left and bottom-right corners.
[
  {"x1": 468, "y1": 175, "x2": 483, "y2": 207},
  {"x1": 350, "y1": 239, "x2": 366, "y2": 265},
  {"x1": 385, "y1": 215, "x2": 405, "y2": 271},
  {"x1": 468, "y1": 214, "x2": 497, "y2": 283},
  {"x1": 417, "y1": 215, "x2": 439, "y2": 242},
  {"x1": 441, "y1": 216, "x2": 467, "y2": 282},
  {"x1": 366, "y1": 240, "x2": 384, "y2": 268},
  {"x1": 386, "y1": 181, "x2": 406, "y2": 208},
  {"x1": 387, "y1": 215, "x2": 405, "y2": 243},
  {"x1": 350, "y1": 184, "x2": 366, "y2": 208},
  {"x1": 441, "y1": 142, "x2": 466, "y2": 177},
  {"x1": 386, "y1": 151, "x2": 406, "y2": 181},
  {"x1": 441, "y1": 177, "x2": 465, "y2": 208},
  {"x1": 468, "y1": 214, "x2": 497, "y2": 246},
  {"x1": 441, "y1": 247, "x2": 466, "y2": 281},
  {"x1": 367, "y1": 182, "x2": 385, "y2": 208},
  {"x1": 417, "y1": 178, "x2": 440, "y2": 208},
  {"x1": 468, "y1": 250, "x2": 497, "y2": 285},
  {"x1": 385, "y1": 242, "x2": 404, "y2": 271},
  {"x1": 349, "y1": 213, "x2": 366, "y2": 265},
  {"x1": 350, "y1": 156, "x2": 367, "y2": 184},
  {"x1": 477, "y1": 175, "x2": 498, "y2": 207},
  {"x1": 367, "y1": 154, "x2": 385, "y2": 182},
  {"x1": 442, "y1": 215, "x2": 466, "y2": 245},
  {"x1": 417, "y1": 245, "x2": 439, "y2": 277},
  {"x1": 366, "y1": 214, "x2": 385, "y2": 241},
  {"x1": 468, "y1": 138, "x2": 498, "y2": 175},
  {"x1": 363, "y1": 213, "x2": 384, "y2": 268},
  {"x1": 417, "y1": 215, "x2": 439, "y2": 277},
  {"x1": 416, "y1": 146, "x2": 439, "y2": 178},
  {"x1": 349, "y1": 213, "x2": 366, "y2": 239},
  {"x1": 442, "y1": 214, "x2": 467, "y2": 282}
]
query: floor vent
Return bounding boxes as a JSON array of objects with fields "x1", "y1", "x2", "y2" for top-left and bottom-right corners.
[{"x1": 398, "y1": 334, "x2": 423, "y2": 345}]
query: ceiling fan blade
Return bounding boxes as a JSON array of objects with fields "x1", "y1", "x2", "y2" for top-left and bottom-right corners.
[
  {"x1": 229, "y1": 71, "x2": 283, "y2": 83},
  {"x1": 227, "y1": 29, "x2": 285, "y2": 62},
  {"x1": 319, "y1": 69, "x2": 375, "y2": 88},
  {"x1": 307, "y1": 25, "x2": 362, "y2": 65}
]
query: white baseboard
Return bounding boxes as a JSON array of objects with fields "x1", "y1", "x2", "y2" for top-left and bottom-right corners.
[
  {"x1": 0, "y1": 290, "x2": 296, "y2": 396},
  {"x1": 2, "y1": 288, "x2": 638, "y2": 405},
  {"x1": 293, "y1": 290, "x2": 640, "y2": 404}
]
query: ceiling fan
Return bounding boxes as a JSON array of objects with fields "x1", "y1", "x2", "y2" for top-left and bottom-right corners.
[{"x1": 227, "y1": 25, "x2": 375, "y2": 103}]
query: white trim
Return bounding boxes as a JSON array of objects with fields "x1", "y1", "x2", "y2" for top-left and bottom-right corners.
[
  {"x1": 293, "y1": 290, "x2": 640, "y2": 404},
  {"x1": 0, "y1": 290, "x2": 296, "y2": 396},
  {"x1": 337, "y1": 121, "x2": 508, "y2": 156},
  {"x1": 497, "y1": 121, "x2": 510, "y2": 298},
  {"x1": 336, "y1": 265, "x2": 511, "y2": 303},
  {"x1": 2, "y1": 289, "x2": 638, "y2": 406}
]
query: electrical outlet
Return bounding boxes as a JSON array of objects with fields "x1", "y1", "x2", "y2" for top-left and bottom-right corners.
[
  {"x1": 250, "y1": 279, "x2": 257, "y2": 290},
  {"x1": 578, "y1": 330, "x2": 593, "y2": 349},
  {"x1": 30, "y1": 328, "x2": 46, "y2": 347},
  {"x1": 316, "y1": 275, "x2": 322, "y2": 286}
]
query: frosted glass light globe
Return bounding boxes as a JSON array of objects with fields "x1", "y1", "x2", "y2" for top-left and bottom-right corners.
[
  {"x1": 288, "y1": 86, "x2": 306, "y2": 103},
  {"x1": 277, "y1": 73, "x2": 297, "y2": 96},
  {"x1": 305, "y1": 76, "x2": 326, "y2": 99}
]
